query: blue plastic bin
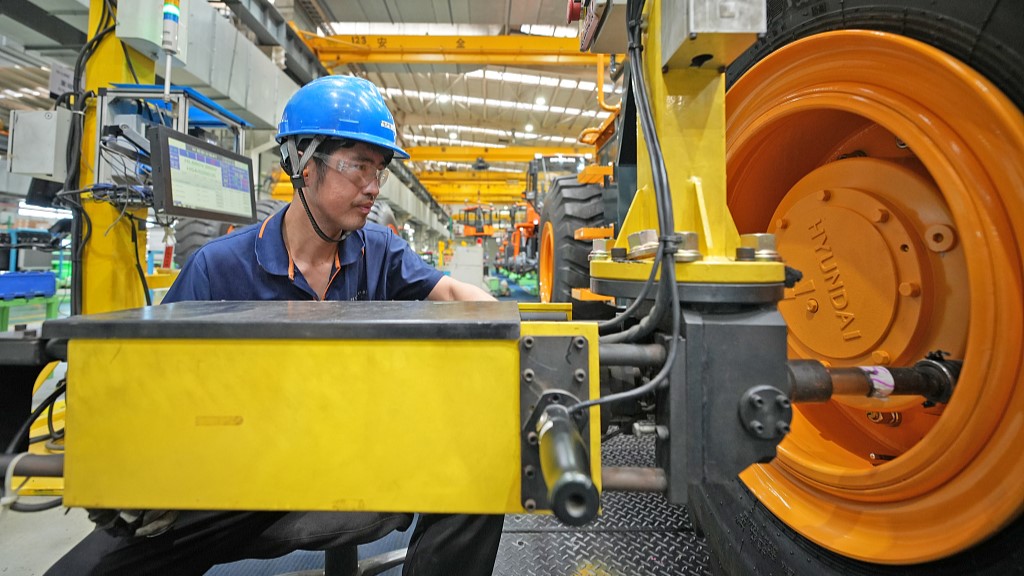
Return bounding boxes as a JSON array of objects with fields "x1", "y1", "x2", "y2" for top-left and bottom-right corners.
[{"x1": 0, "y1": 271, "x2": 58, "y2": 300}]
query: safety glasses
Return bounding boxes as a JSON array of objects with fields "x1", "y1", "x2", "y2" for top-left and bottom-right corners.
[{"x1": 313, "y1": 153, "x2": 389, "y2": 188}]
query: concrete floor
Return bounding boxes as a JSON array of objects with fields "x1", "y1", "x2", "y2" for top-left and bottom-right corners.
[{"x1": 0, "y1": 504, "x2": 94, "y2": 575}]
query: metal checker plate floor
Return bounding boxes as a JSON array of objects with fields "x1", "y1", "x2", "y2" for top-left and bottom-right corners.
[{"x1": 495, "y1": 432, "x2": 711, "y2": 576}]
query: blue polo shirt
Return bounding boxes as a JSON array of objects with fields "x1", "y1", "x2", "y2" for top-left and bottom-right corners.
[{"x1": 163, "y1": 205, "x2": 443, "y2": 303}]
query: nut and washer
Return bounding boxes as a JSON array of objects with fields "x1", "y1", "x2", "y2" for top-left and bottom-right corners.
[
  {"x1": 589, "y1": 238, "x2": 612, "y2": 261},
  {"x1": 674, "y1": 231, "x2": 702, "y2": 262},
  {"x1": 739, "y1": 233, "x2": 782, "y2": 262},
  {"x1": 627, "y1": 229, "x2": 659, "y2": 260}
]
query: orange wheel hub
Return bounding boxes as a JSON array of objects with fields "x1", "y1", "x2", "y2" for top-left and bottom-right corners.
[
  {"x1": 539, "y1": 221, "x2": 555, "y2": 303},
  {"x1": 727, "y1": 31, "x2": 1024, "y2": 564}
]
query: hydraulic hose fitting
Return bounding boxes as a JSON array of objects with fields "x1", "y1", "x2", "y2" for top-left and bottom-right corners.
[{"x1": 537, "y1": 404, "x2": 599, "y2": 526}]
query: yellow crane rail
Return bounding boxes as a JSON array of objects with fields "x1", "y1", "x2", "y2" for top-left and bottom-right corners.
[
  {"x1": 297, "y1": 31, "x2": 605, "y2": 67},
  {"x1": 418, "y1": 171, "x2": 524, "y2": 184},
  {"x1": 423, "y1": 181, "x2": 524, "y2": 199},
  {"x1": 407, "y1": 146, "x2": 586, "y2": 163}
]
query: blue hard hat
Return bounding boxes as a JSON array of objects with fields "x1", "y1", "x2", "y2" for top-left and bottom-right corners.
[{"x1": 277, "y1": 75, "x2": 409, "y2": 160}]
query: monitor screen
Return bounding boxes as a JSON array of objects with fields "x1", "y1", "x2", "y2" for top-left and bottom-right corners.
[{"x1": 148, "y1": 126, "x2": 257, "y2": 225}]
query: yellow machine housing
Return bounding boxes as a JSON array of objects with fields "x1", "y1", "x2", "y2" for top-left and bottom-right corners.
[{"x1": 48, "y1": 301, "x2": 600, "y2": 514}]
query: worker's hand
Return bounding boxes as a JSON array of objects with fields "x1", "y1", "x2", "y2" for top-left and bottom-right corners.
[{"x1": 87, "y1": 508, "x2": 180, "y2": 538}]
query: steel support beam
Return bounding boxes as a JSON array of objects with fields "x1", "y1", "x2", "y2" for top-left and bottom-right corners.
[
  {"x1": 0, "y1": 0, "x2": 87, "y2": 47},
  {"x1": 418, "y1": 171, "x2": 525, "y2": 184},
  {"x1": 424, "y1": 182, "x2": 525, "y2": 201},
  {"x1": 408, "y1": 146, "x2": 586, "y2": 163},
  {"x1": 221, "y1": 0, "x2": 327, "y2": 84},
  {"x1": 300, "y1": 33, "x2": 605, "y2": 67}
]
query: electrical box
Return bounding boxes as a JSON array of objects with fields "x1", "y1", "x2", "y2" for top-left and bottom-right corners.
[
  {"x1": 661, "y1": 0, "x2": 766, "y2": 70},
  {"x1": 580, "y1": 0, "x2": 629, "y2": 54},
  {"x1": 7, "y1": 108, "x2": 72, "y2": 183},
  {"x1": 117, "y1": 0, "x2": 189, "y2": 67}
]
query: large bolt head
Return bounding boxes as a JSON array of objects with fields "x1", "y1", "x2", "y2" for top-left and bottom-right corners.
[
  {"x1": 627, "y1": 229, "x2": 658, "y2": 250},
  {"x1": 740, "y1": 233, "x2": 778, "y2": 252}
]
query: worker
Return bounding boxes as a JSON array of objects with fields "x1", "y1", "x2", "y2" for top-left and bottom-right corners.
[{"x1": 46, "y1": 75, "x2": 503, "y2": 576}]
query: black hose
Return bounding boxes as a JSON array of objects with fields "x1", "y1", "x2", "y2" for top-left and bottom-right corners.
[
  {"x1": 597, "y1": 247, "x2": 663, "y2": 334},
  {"x1": 3, "y1": 383, "x2": 66, "y2": 455},
  {"x1": 572, "y1": 0, "x2": 683, "y2": 412},
  {"x1": 11, "y1": 499, "x2": 64, "y2": 513}
]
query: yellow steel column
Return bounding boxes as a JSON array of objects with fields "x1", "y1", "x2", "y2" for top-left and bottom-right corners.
[
  {"x1": 634, "y1": 0, "x2": 738, "y2": 258},
  {"x1": 590, "y1": 0, "x2": 783, "y2": 284},
  {"x1": 81, "y1": 0, "x2": 156, "y2": 314}
]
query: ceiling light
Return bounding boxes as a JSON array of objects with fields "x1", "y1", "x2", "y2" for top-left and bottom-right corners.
[
  {"x1": 449, "y1": 132, "x2": 458, "y2": 139},
  {"x1": 437, "y1": 94, "x2": 450, "y2": 104},
  {"x1": 535, "y1": 96, "x2": 546, "y2": 106},
  {"x1": 525, "y1": 124, "x2": 534, "y2": 133}
]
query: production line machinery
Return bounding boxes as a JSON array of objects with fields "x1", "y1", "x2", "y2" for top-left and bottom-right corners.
[
  {"x1": 2, "y1": 0, "x2": 1023, "y2": 574},
  {"x1": 0, "y1": 296, "x2": 963, "y2": 564}
]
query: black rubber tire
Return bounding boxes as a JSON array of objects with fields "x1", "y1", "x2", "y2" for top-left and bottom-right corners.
[
  {"x1": 725, "y1": 0, "x2": 1023, "y2": 107},
  {"x1": 540, "y1": 176, "x2": 612, "y2": 318},
  {"x1": 695, "y1": 481, "x2": 1024, "y2": 576},
  {"x1": 173, "y1": 199, "x2": 286, "y2": 267},
  {"x1": 172, "y1": 219, "x2": 231, "y2": 267},
  {"x1": 697, "y1": 2, "x2": 1024, "y2": 574}
]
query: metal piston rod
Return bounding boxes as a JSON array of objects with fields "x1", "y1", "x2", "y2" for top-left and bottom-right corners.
[{"x1": 788, "y1": 353, "x2": 962, "y2": 405}]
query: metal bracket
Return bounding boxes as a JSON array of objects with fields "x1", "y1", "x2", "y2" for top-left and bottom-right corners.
[{"x1": 519, "y1": 335, "x2": 590, "y2": 510}]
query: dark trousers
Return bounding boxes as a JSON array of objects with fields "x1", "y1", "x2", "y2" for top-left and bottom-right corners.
[{"x1": 45, "y1": 511, "x2": 504, "y2": 576}]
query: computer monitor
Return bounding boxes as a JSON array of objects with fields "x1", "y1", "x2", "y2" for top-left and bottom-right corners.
[{"x1": 148, "y1": 126, "x2": 257, "y2": 225}]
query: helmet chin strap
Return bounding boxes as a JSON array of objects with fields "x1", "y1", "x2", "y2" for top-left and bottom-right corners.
[{"x1": 285, "y1": 135, "x2": 352, "y2": 244}]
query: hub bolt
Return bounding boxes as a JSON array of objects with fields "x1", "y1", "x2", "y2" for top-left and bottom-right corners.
[{"x1": 898, "y1": 282, "x2": 921, "y2": 297}]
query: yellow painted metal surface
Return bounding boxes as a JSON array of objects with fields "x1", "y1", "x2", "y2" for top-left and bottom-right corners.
[
  {"x1": 589, "y1": 0, "x2": 775, "y2": 287},
  {"x1": 571, "y1": 288, "x2": 615, "y2": 303},
  {"x1": 636, "y1": 4, "x2": 740, "y2": 261},
  {"x1": 145, "y1": 269, "x2": 180, "y2": 290},
  {"x1": 573, "y1": 225, "x2": 615, "y2": 240},
  {"x1": 81, "y1": 0, "x2": 157, "y2": 314},
  {"x1": 407, "y1": 146, "x2": 586, "y2": 163},
  {"x1": 591, "y1": 259, "x2": 782, "y2": 283},
  {"x1": 426, "y1": 182, "x2": 525, "y2": 204},
  {"x1": 577, "y1": 165, "x2": 614, "y2": 185},
  {"x1": 418, "y1": 171, "x2": 524, "y2": 184},
  {"x1": 300, "y1": 32, "x2": 604, "y2": 68},
  {"x1": 64, "y1": 322, "x2": 600, "y2": 513},
  {"x1": 517, "y1": 302, "x2": 574, "y2": 321},
  {"x1": 270, "y1": 170, "x2": 294, "y2": 202}
]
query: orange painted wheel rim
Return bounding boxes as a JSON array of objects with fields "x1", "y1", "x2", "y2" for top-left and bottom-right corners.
[
  {"x1": 539, "y1": 221, "x2": 555, "y2": 303},
  {"x1": 727, "y1": 31, "x2": 1024, "y2": 564}
]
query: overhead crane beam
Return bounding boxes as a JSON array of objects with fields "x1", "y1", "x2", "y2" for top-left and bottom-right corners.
[
  {"x1": 297, "y1": 32, "x2": 606, "y2": 67},
  {"x1": 417, "y1": 171, "x2": 524, "y2": 184},
  {"x1": 407, "y1": 146, "x2": 586, "y2": 163},
  {"x1": 422, "y1": 181, "x2": 525, "y2": 199},
  {"x1": 434, "y1": 195, "x2": 524, "y2": 206}
]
